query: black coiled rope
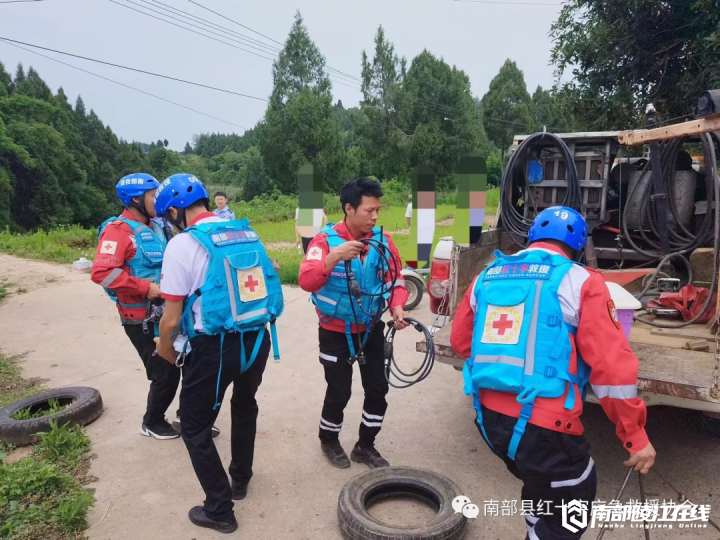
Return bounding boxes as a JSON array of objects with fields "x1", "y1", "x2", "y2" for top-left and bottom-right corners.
[
  {"x1": 500, "y1": 132, "x2": 583, "y2": 247},
  {"x1": 342, "y1": 232, "x2": 435, "y2": 387},
  {"x1": 383, "y1": 317, "x2": 435, "y2": 389}
]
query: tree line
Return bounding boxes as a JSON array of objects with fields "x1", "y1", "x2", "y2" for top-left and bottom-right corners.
[{"x1": 1, "y1": 0, "x2": 717, "y2": 232}]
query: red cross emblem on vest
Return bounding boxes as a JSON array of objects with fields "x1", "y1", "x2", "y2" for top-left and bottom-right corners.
[
  {"x1": 237, "y1": 267, "x2": 267, "y2": 302},
  {"x1": 481, "y1": 304, "x2": 524, "y2": 345}
]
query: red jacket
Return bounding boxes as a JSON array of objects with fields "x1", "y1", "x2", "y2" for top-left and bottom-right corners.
[
  {"x1": 91, "y1": 210, "x2": 152, "y2": 322},
  {"x1": 299, "y1": 221, "x2": 408, "y2": 333},
  {"x1": 450, "y1": 242, "x2": 649, "y2": 453}
]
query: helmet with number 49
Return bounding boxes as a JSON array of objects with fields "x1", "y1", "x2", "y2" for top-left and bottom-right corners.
[{"x1": 528, "y1": 206, "x2": 588, "y2": 251}]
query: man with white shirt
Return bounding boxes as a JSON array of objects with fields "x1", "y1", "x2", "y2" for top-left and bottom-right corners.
[{"x1": 154, "y1": 173, "x2": 280, "y2": 534}]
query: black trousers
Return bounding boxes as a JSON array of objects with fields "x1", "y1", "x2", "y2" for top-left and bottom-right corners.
[
  {"x1": 301, "y1": 236, "x2": 313, "y2": 254},
  {"x1": 180, "y1": 330, "x2": 270, "y2": 521},
  {"x1": 317, "y1": 322, "x2": 388, "y2": 446},
  {"x1": 124, "y1": 323, "x2": 181, "y2": 427},
  {"x1": 477, "y1": 406, "x2": 596, "y2": 539}
]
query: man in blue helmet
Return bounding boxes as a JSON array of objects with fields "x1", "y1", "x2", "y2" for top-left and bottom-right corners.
[
  {"x1": 450, "y1": 206, "x2": 656, "y2": 539},
  {"x1": 91, "y1": 173, "x2": 181, "y2": 440},
  {"x1": 153, "y1": 173, "x2": 282, "y2": 534}
]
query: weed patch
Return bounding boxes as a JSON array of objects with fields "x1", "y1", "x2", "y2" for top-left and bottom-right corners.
[{"x1": 13, "y1": 398, "x2": 68, "y2": 421}]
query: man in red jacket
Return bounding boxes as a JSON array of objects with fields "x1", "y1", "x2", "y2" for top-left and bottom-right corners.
[
  {"x1": 91, "y1": 173, "x2": 180, "y2": 440},
  {"x1": 450, "y1": 206, "x2": 656, "y2": 539},
  {"x1": 299, "y1": 177, "x2": 409, "y2": 469}
]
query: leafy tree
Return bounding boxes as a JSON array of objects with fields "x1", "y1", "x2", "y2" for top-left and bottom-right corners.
[
  {"x1": 15, "y1": 67, "x2": 53, "y2": 102},
  {"x1": 550, "y1": 0, "x2": 720, "y2": 129},
  {"x1": 359, "y1": 26, "x2": 408, "y2": 180},
  {"x1": 0, "y1": 62, "x2": 12, "y2": 98},
  {"x1": 241, "y1": 146, "x2": 272, "y2": 200},
  {"x1": 481, "y1": 60, "x2": 534, "y2": 150},
  {"x1": 402, "y1": 51, "x2": 486, "y2": 178},
  {"x1": 13, "y1": 63, "x2": 25, "y2": 88},
  {"x1": 258, "y1": 12, "x2": 345, "y2": 193},
  {"x1": 531, "y1": 86, "x2": 576, "y2": 132},
  {"x1": 183, "y1": 141, "x2": 193, "y2": 155},
  {"x1": 163, "y1": 139, "x2": 169, "y2": 148},
  {"x1": 75, "y1": 95, "x2": 86, "y2": 117}
]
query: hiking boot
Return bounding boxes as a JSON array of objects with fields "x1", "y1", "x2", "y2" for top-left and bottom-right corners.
[
  {"x1": 172, "y1": 417, "x2": 220, "y2": 438},
  {"x1": 320, "y1": 440, "x2": 351, "y2": 469},
  {"x1": 232, "y1": 480, "x2": 249, "y2": 500},
  {"x1": 141, "y1": 420, "x2": 180, "y2": 440},
  {"x1": 351, "y1": 442, "x2": 389, "y2": 469},
  {"x1": 188, "y1": 506, "x2": 238, "y2": 534}
]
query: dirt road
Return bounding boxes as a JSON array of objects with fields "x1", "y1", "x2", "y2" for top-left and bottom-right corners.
[{"x1": 0, "y1": 254, "x2": 719, "y2": 539}]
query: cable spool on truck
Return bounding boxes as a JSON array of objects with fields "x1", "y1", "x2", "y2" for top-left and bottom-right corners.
[{"x1": 418, "y1": 103, "x2": 720, "y2": 418}]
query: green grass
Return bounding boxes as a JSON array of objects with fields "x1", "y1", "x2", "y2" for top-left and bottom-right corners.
[
  {"x1": 0, "y1": 285, "x2": 6, "y2": 302},
  {"x1": 0, "y1": 352, "x2": 94, "y2": 539},
  {"x1": 0, "y1": 353, "x2": 45, "y2": 409},
  {"x1": 0, "y1": 226, "x2": 97, "y2": 264},
  {"x1": 12, "y1": 398, "x2": 67, "y2": 421},
  {"x1": 0, "y1": 421, "x2": 94, "y2": 539}
]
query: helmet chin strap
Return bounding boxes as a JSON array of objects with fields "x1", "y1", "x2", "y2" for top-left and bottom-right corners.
[
  {"x1": 166, "y1": 207, "x2": 187, "y2": 231},
  {"x1": 130, "y1": 198, "x2": 151, "y2": 221}
]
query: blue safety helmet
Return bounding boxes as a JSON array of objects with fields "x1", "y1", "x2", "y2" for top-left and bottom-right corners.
[
  {"x1": 528, "y1": 206, "x2": 588, "y2": 251},
  {"x1": 154, "y1": 173, "x2": 209, "y2": 217},
  {"x1": 115, "y1": 173, "x2": 159, "y2": 207}
]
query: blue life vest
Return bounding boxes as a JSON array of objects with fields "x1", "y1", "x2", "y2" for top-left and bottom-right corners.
[
  {"x1": 97, "y1": 217, "x2": 166, "y2": 310},
  {"x1": 311, "y1": 223, "x2": 390, "y2": 356},
  {"x1": 463, "y1": 249, "x2": 590, "y2": 460},
  {"x1": 176, "y1": 219, "x2": 284, "y2": 408}
]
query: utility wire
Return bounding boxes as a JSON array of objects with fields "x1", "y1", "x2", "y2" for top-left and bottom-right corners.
[
  {"x1": 146, "y1": 0, "x2": 279, "y2": 53},
  {"x1": 0, "y1": 0, "x2": 46, "y2": 3},
  {"x1": 113, "y1": 0, "x2": 276, "y2": 60},
  {"x1": 187, "y1": 0, "x2": 283, "y2": 47},
  {"x1": 109, "y1": 0, "x2": 363, "y2": 91},
  {"x1": 0, "y1": 39, "x2": 249, "y2": 130},
  {"x1": 186, "y1": 0, "x2": 362, "y2": 84},
  {"x1": 0, "y1": 37, "x2": 270, "y2": 102},
  {"x1": 148, "y1": 0, "x2": 361, "y2": 85}
]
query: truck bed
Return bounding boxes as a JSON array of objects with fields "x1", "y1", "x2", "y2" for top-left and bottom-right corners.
[{"x1": 418, "y1": 321, "x2": 720, "y2": 411}]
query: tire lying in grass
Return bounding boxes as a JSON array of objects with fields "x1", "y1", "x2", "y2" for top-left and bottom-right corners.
[
  {"x1": 0, "y1": 387, "x2": 103, "y2": 446},
  {"x1": 338, "y1": 466, "x2": 467, "y2": 540}
]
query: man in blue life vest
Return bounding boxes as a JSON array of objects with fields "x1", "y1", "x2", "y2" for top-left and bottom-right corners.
[
  {"x1": 451, "y1": 206, "x2": 656, "y2": 539},
  {"x1": 299, "y1": 177, "x2": 409, "y2": 470},
  {"x1": 91, "y1": 173, "x2": 181, "y2": 440},
  {"x1": 154, "y1": 173, "x2": 283, "y2": 534}
]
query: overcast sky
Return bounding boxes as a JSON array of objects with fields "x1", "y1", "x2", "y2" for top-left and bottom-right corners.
[{"x1": 1, "y1": 0, "x2": 563, "y2": 151}]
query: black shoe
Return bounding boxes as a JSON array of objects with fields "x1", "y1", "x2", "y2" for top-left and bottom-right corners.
[
  {"x1": 320, "y1": 440, "x2": 351, "y2": 469},
  {"x1": 141, "y1": 420, "x2": 180, "y2": 440},
  {"x1": 232, "y1": 480, "x2": 249, "y2": 500},
  {"x1": 172, "y1": 417, "x2": 220, "y2": 438},
  {"x1": 188, "y1": 506, "x2": 238, "y2": 534},
  {"x1": 351, "y1": 442, "x2": 389, "y2": 469}
]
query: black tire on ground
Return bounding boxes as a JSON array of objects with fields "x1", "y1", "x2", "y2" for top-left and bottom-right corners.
[
  {"x1": 403, "y1": 276, "x2": 425, "y2": 312},
  {"x1": 338, "y1": 466, "x2": 467, "y2": 540},
  {"x1": 0, "y1": 387, "x2": 104, "y2": 446}
]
